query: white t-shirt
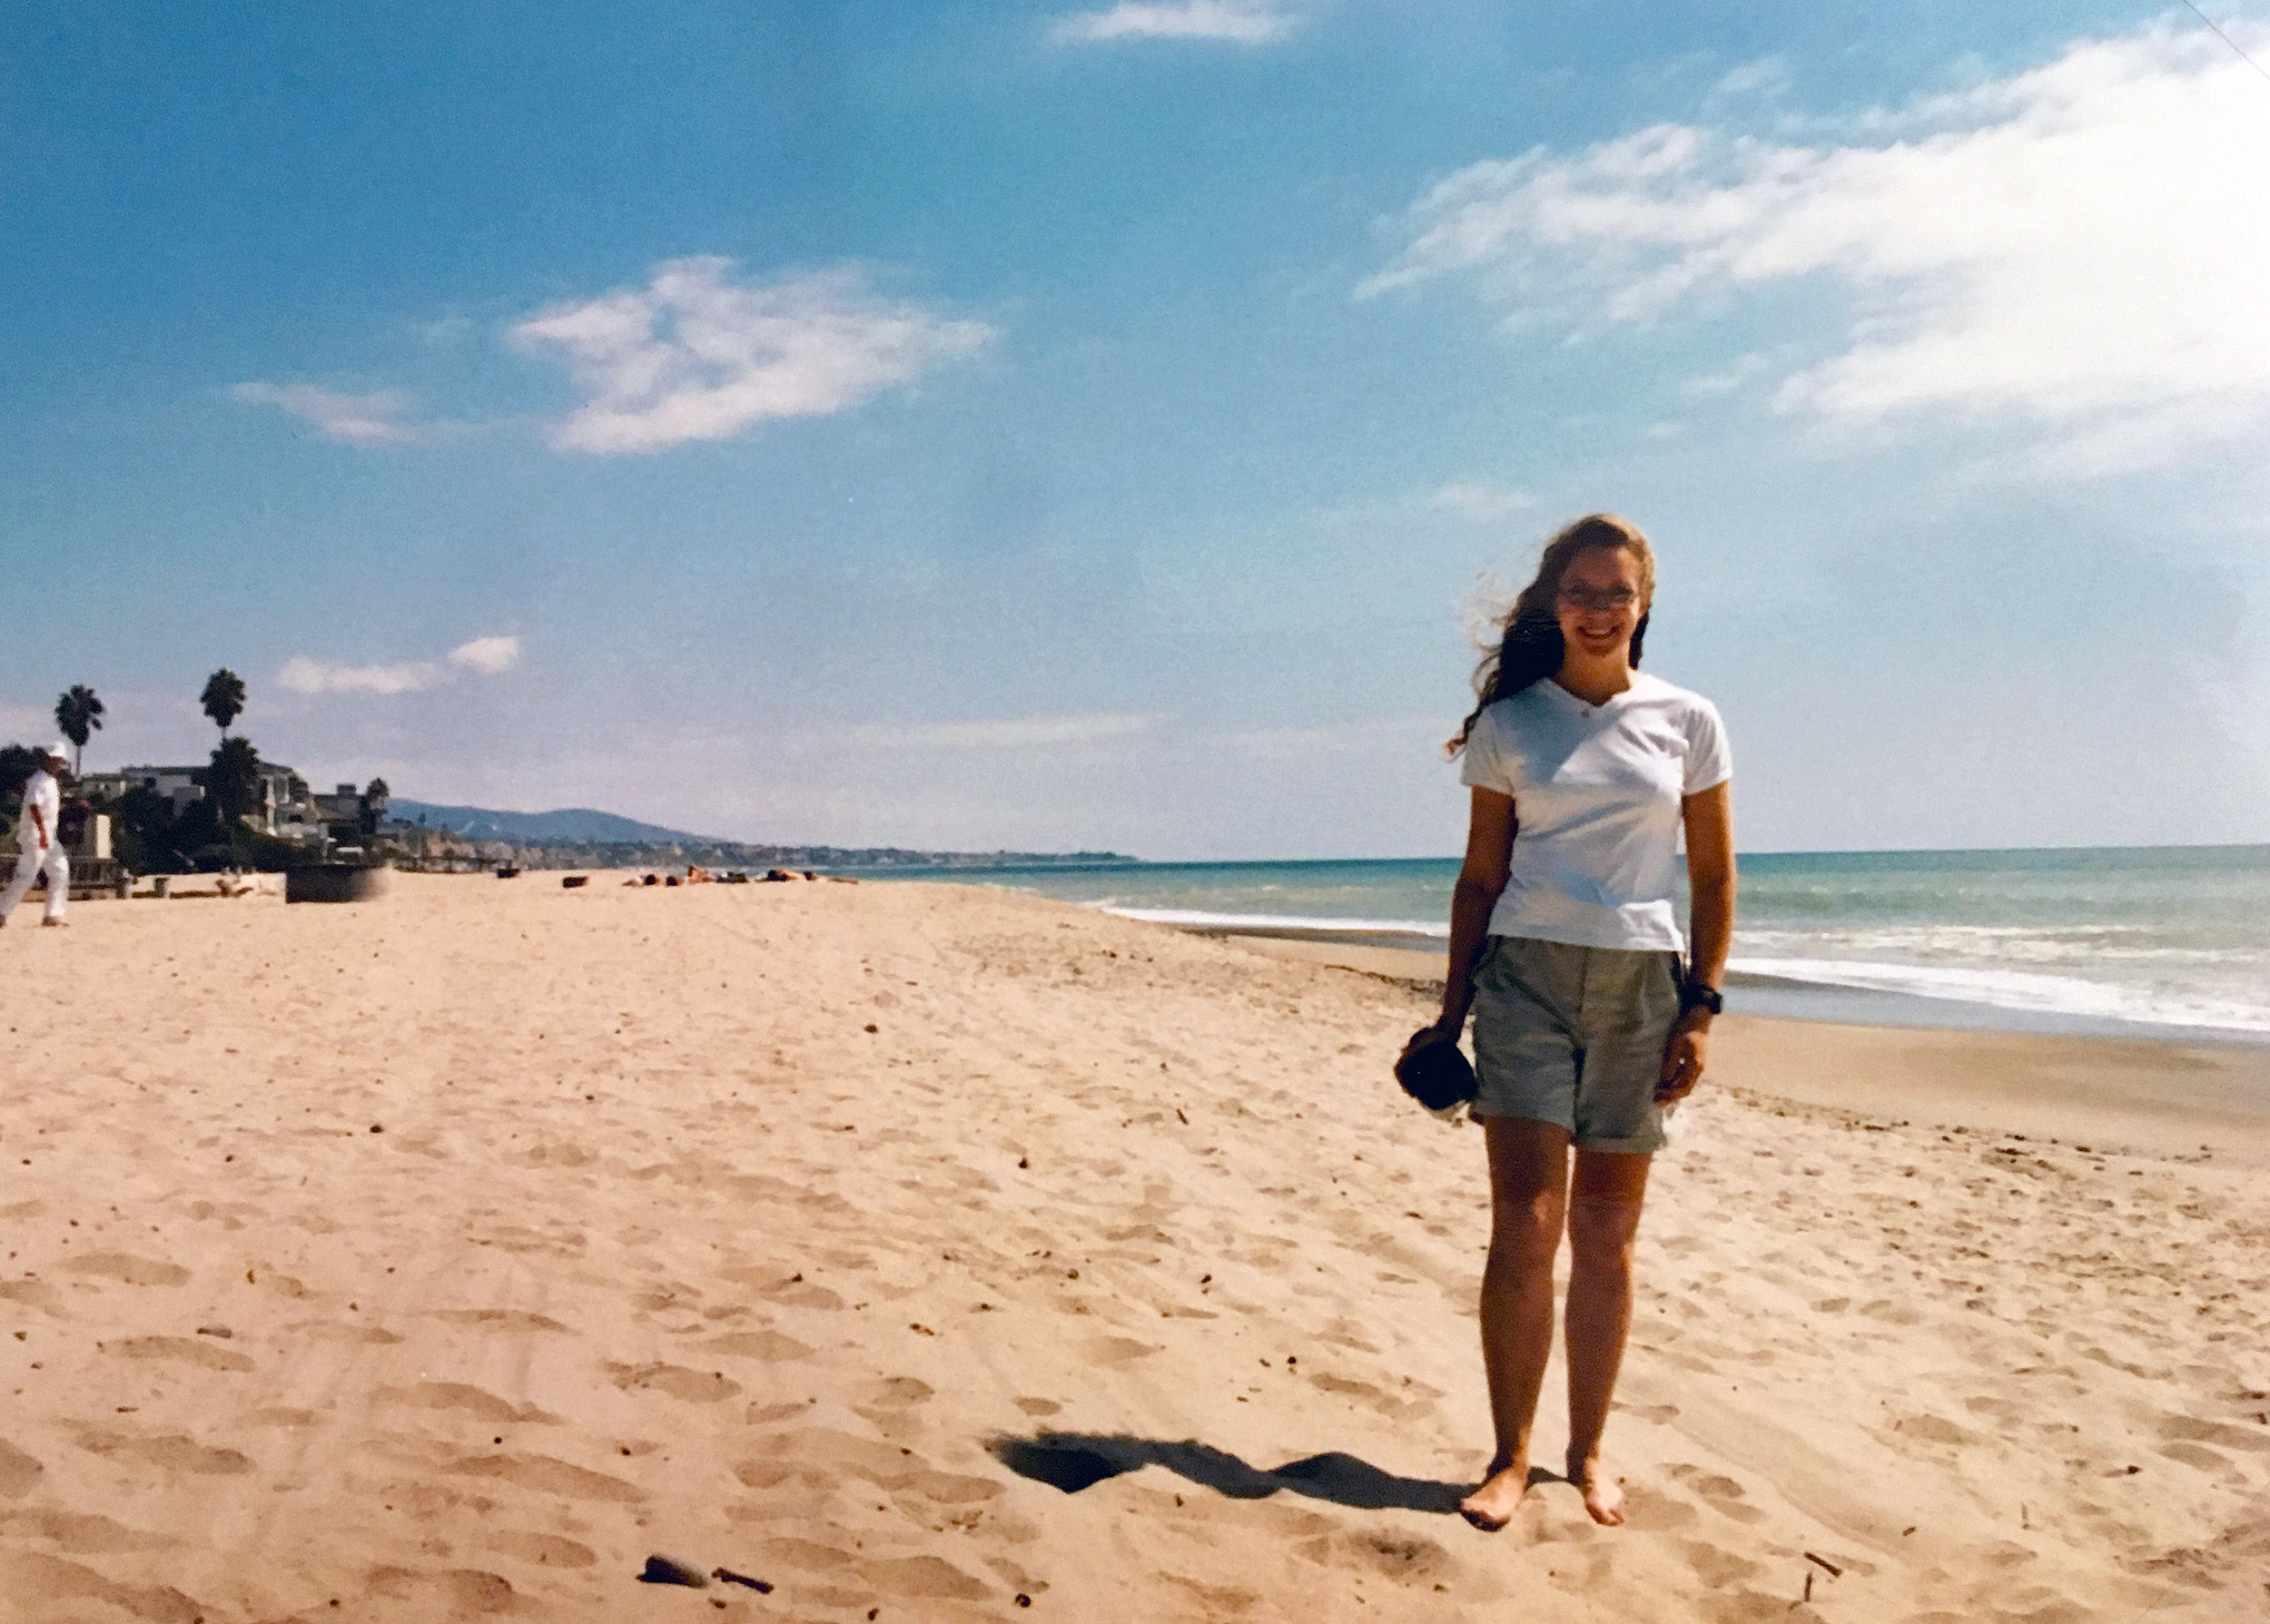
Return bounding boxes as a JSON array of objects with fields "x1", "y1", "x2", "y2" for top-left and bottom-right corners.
[
  {"x1": 1458, "y1": 671, "x2": 1732, "y2": 952},
  {"x1": 17, "y1": 770, "x2": 60, "y2": 847}
]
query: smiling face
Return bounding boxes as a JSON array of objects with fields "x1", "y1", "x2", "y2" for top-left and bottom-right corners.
[{"x1": 1554, "y1": 543, "x2": 1649, "y2": 664}]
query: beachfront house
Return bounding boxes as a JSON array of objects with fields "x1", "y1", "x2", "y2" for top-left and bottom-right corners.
[
  {"x1": 85, "y1": 764, "x2": 386, "y2": 851},
  {"x1": 309, "y1": 781, "x2": 386, "y2": 852},
  {"x1": 81, "y1": 764, "x2": 209, "y2": 815}
]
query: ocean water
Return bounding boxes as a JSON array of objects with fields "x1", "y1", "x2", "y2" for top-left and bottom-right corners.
[{"x1": 865, "y1": 847, "x2": 2270, "y2": 1043}]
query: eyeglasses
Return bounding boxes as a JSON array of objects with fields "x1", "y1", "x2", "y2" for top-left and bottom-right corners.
[{"x1": 1557, "y1": 585, "x2": 1640, "y2": 612}]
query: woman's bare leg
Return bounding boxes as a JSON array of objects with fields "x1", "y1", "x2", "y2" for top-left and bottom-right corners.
[
  {"x1": 1564, "y1": 1147, "x2": 1651, "y2": 1525},
  {"x1": 1460, "y1": 1116, "x2": 1570, "y2": 1531}
]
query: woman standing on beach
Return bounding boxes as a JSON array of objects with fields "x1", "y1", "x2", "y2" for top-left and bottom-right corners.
[{"x1": 1403, "y1": 513, "x2": 1734, "y2": 1531}]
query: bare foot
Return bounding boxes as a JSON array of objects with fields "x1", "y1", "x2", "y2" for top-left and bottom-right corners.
[
  {"x1": 1568, "y1": 1453, "x2": 1624, "y2": 1526},
  {"x1": 1458, "y1": 1456, "x2": 1531, "y2": 1531},
  {"x1": 40, "y1": 919, "x2": 67, "y2": 929}
]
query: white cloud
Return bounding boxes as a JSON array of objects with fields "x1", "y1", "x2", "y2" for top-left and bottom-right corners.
[
  {"x1": 1050, "y1": 2, "x2": 1297, "y2": 45},
  {"x1": 231, "y1": 383, "x2": 421, "y2": 446},
  {"x1": 279, "y1": 635, "x2": 521, "y2": 696},
  {"x1": 508, "y1": 258, "x2": 994, "y2": 454},
  {"x1": 278, "y1": 658, "x2": 440, "y2": 696},
  {"x1": 447, "y1": 635, "x2": 521, "y2": 675},
  {"x1": 1426, "y1": 480, "x2": 1535, "y2": 521},
  {"x1": 856, "y1": 714, "x2": 1156, "y2": 751},
  {"x1": 1365, "y1": 25, "x2": 2270, "y2": 471}
]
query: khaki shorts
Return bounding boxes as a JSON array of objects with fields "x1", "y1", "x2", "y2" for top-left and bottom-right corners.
[{"x1": 1469, "y1": 935, "x2": 1682, "y2": 1154}]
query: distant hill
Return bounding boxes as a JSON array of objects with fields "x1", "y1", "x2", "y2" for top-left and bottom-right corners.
[
  {"x1": 383, "y1": 800, "x2": 1137, "y2": 869},
  {"x1": 388, "y1": 801, "x2": 713, "y2": 844}
]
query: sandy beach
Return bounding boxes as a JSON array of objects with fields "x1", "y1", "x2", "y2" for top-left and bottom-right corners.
[{"x1": 3, "y1": 873, "x2": 2267, "y2": 1622}]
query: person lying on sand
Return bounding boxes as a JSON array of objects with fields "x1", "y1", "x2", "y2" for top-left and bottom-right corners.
[{"x1": 1402, "y1": 514, "x2": 1736, "y2": 1532}]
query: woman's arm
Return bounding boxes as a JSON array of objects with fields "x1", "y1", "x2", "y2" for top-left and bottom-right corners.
[
  {"x1": 1659, "y1": 780, "x2": 1734, "y2": 1101},
  {"x1": 1406, "y1": 787, "x2": 1515, "y2": 1050}
]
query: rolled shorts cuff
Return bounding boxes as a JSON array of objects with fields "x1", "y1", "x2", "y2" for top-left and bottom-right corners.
[{"x1": 1571, "y1": 1126, "x2": 1667, "y2": 1155}]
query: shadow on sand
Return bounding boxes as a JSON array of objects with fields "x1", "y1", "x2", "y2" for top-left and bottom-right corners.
[{"x1": 989, "y1": 1432, "x2": 1472, "y2": 1515}]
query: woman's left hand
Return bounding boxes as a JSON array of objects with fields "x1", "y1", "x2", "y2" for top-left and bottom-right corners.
[{"x1": 1657, "y1": 1011, "x2": 1711, "y2": 1103}]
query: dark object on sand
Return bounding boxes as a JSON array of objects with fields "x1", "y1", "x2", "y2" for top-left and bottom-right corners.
[
  {"x1": 712, "y1": 1569, "x2": 773, "y2": 1593},
  {"x1": 561, "y1": 875, "x2": 589, "y2": 889},
  {"x1": 1394, "y1": 1035, "x2": 1476, "y2": 1115},
  {"x1": 992, "y1": 1437, "x2": 1130, "y2": 1494},
  {"x1": 285, "y1": 864, "x2": 389, "y2": 905},
  {"x1": 643, "y1": 873, "x2": 659, "y2": 886},
  {"x1": 637, "y1": 1555, "x2": 708, "y2": 1587},
  {"x1": 665, "y1": 875, "x2": 681, "y2": 887},
  {"x1": 496, "y1": 866, "x2": 520, "y2": 879}
]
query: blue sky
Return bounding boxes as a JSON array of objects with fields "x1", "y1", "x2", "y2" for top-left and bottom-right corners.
[{"x1": 4, "y1": 2, "x2": 2267, "y2": 858}]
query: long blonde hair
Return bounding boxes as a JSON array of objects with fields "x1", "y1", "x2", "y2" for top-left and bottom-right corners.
[{"x1": 1446, "y1": 513, "x2": 1655, "y2": 756}]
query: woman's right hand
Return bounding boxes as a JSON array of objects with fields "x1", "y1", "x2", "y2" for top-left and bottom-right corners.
[{"x1": 1400, "y1": 1017, "x2": 1463, "y2": 1063}]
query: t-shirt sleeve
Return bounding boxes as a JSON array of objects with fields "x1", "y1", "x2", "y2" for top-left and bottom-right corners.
[
  {"x1": 1683, "y1": 696, "x2": 1732, "y2": 794},
  {"x1": 1457, "y1": 704, "x2": 1519, "y2": 795}
]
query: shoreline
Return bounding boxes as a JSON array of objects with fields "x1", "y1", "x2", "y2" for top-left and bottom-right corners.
[
  {"x1": 1219, "y1": 929, "x2": 2270, "y2": 1166},
  {"x1": 1198, "y1": 923, "x2": 2270, "y2": 1047}
]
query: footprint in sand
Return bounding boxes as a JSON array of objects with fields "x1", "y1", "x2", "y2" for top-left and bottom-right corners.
[
  {"x1": 1292, "y1": 1529, "x2": 1456, "y2": 1589},
  {"x1": 754, "y1": 1537, "x2": 990, "y2": 1602},
  {"x1": 111, "y1": 1335, "x2": 256, "y2": 1373},
  {"x1": 0, "y1": 1439, "x2": 44, "y2": 1498},
  {"x1": 1891, "y1": 1413, "x2": 1973, "y2": 1447},
  {"x1": 0, "y1": 1552, "x2": 206, "y2": 1623},
  {"x1": 1014, "y1": 1398, "x2": 1061, "y2": 1417},
  {"x1": 245, "y1": 1265, "x2": 313, "y2": 1299},
  {"x1": 62, "y1": 1253, "x2": 190, "y2": 1288},
  {"x1": 3, "y1": 1508, "x2": 171, "y2": 1554},
  {"x1": 759, "y1": 1278, "x2": 847, "y2": 1311},
  {"x1": 604, "y1": 1362, "x2": 743, "y2": 1403},
  {"x1": 365, "y1": 1567, "x2": 519, "y2": 1613},
  {"x1": 2156, "y1": 1441, "x2": 2235, "y2": 1473},
  {"x1": 1673, "y1": 1467, "x2": 1764, "y2": 1526},
  {"x1": 376, "y1": 1383, "x2": 559, "y2": 1425},
  {"x1": 485, "y1": 1530, "x2": 597, "y2": 1569},
  {"x1": 432, "y1": 1308, "x2": 572, "y2": 1334},
  {"x1": 854, "y1": 1376, "x2": 937, "y2": 1438},
  {"x1": 1615, "y1": 1484, "x2": 1700, "y2": 1531},
  {"x1": 2156, "y1": 1414, "x2": 2270, "y2": 1452},
  {"x1": 698, "y1": 1331, "x2": 815, "y2": 1362},
  {"x1": 74, "y1": 1429, "x2": 252, "y2": 1476},
  {"x1": 449, "y1": 1452, "x2": 644, "y2": 1502},
  {"x1": 1681, "y1": 1538, "x2": 1761, "y2": 1586}
]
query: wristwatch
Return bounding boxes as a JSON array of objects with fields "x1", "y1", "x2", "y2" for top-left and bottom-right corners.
[{"x1": 1680, "y1": 981, "x2": 1723, "y2": 1017}]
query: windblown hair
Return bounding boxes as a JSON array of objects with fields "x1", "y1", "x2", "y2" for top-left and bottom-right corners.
[{"x1": 1446, "y1": 513, "x2": 1655, "y2": 757}]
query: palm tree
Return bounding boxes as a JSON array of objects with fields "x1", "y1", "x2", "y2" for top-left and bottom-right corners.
[
  {"x1": 54, "y1": 684, "x2": 104, "y2": 773},
  {"x1": 203, "y1": 736, "x2": 263, "y2": 829},
  {"x1": 200, "y1": 668, "x2": 247, "y2": 738}
]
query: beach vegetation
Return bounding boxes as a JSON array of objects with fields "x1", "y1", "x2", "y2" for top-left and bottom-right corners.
[
  {"x1": 54, "y1": 684, "x2": 104, "y2": 773},
  {"x1": 200, "y1": 667, "x2": 247, "y2": 736}
]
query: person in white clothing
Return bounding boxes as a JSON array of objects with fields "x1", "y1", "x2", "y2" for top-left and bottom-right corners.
[
  {"x1": 1400, "y1": 515, "x2": 1735, "y2": 1532},
  {"x1": 1, "y1": 743, "x2": 73, "y2": 928}
]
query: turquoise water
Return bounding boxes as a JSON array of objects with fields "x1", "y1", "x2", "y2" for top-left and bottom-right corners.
[{"x1": 866, "y1": 847, "x2": 2270, "y2": 1041}]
